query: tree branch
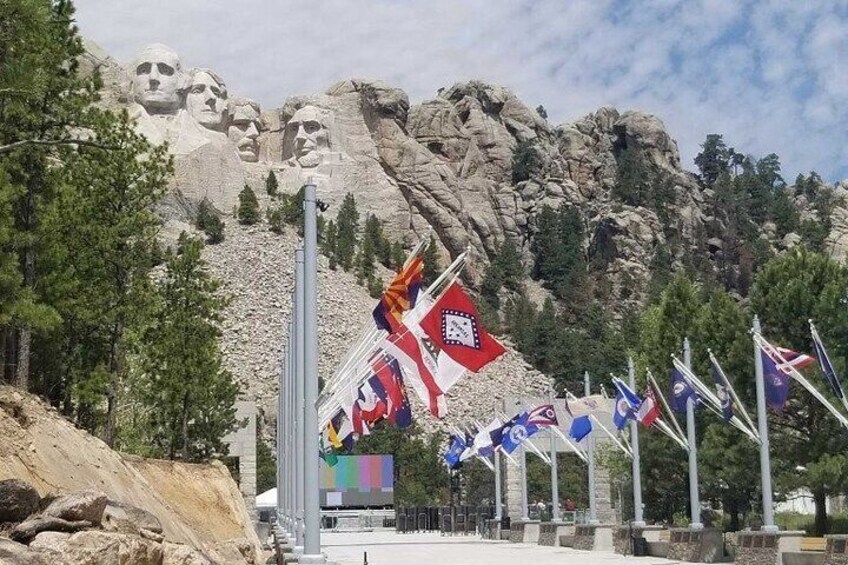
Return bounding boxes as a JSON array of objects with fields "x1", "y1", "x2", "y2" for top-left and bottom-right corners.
[{"x1": 0, "y1": 138, "x2": 115, "y2": 155}]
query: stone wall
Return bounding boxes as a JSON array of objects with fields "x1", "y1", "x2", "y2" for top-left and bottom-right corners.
[
  {"x1": 825, "y1": 534, "x2": 848, "y2": 565},
  {"x1": 573, "y1": 525, "x2": 597, "y2": 551},
  {"x1": 667, "y1": 527, "x2": 725, "y2": 562},
  {"x1": 221, "y1": 401, "x2": 257, "y2": 523}
]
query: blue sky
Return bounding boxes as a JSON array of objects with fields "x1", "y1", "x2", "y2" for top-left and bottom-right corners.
[{"x1": 73, "y1": 0, "x2": 847, "y2": 182}]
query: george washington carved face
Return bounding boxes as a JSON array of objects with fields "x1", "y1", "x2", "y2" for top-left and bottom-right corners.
[{"x1": 132, "y1": 44, "x2": 185, "y2": 115}]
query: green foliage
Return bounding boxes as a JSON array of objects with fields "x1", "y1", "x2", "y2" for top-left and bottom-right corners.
[
  {"x1": 695, "y1": 134, "x2": 730, "y2": 186},
  {"x1": 421, "y1": 236, "x2": 441, "y2": 286},
  {"x1": 612, "y1": 147, "x2": 652, "y2": 207},
  {"x1": 195, "y1": 199, "x2": 225, "y2": 244},
  {"x1": 480, "y1": 238, "x2": 524, "y2": 309},
  {"x1": 265, "y1": 171, "x2": 278, "y2": 197},
  {"x1": 512, "y1": 140, "x2": 542, "y2": 183},
  {"x1": 535, "y1": 105, "x2": 548, "y2": 120},
  {"x1": 236, "y1": 185, "x2": 260, "y2": 225},
  {"x1": 256, "y1": 423, "x2": 276, "y2": 494},
  {"x1": 531, "y1": 204, "x2": 585, "y2": 301},
  {"x1": 134, "y1": 233, "x2": 240, "y2": 461},
  {"x1": 334, "y1": 193, "x2": 359, "y2": 271}
]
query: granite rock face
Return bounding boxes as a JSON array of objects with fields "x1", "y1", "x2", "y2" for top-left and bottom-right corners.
[{"x1": 0, "y1": 479, "x2": 40, "y2": 522}]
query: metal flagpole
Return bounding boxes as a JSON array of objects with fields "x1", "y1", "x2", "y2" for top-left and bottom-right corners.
[
  {"x1": 294, "y1": 248, "x2": 306, "y2": 553},
  {"x1": 302, "y1": 182, "x2": 325, "y2": 562},
  {"x1": 753, "y1": 316, "x2": 778, "y2": 531},
  {"x1": 549, "y1": 392, "x2": 560, "y2": 522},
  {"x1": 684, "y1": 338, "x2": 703, "y2": 529},
  {"x1": 287, "y1": 326, "x2": 296, "y2": 543},
  {"x1": 521, "y1": 446, "x2": 530, "y2": 521},
  {"x1": 495, "y1": 450, "x2": 503, "y2": 521},
  {"x1": 585, "y1": 372, "x2": 599, "y2": 524},
  {"x1": 276, "y1": 347, "x2": 284, "y2": 533},
  {"x1": 629, "y1": 357, "x2": 645, "y2": 526}
]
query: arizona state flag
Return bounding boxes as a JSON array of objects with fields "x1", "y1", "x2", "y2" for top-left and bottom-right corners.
[
  {"x1": 372, "y1": 255, "x2": 423, "y2": 333},
  {"x1": 419, "y1": 282, "x2": 506, "y2": 372}
]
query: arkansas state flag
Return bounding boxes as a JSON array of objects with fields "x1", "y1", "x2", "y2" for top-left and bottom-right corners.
[{"x1": 419, "y1": 282, "x2": 506, "y2": 373}]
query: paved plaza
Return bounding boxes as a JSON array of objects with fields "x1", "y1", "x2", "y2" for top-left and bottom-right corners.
[{"x1": 321, "y1": 531, "x2": 698, "y2": 565}]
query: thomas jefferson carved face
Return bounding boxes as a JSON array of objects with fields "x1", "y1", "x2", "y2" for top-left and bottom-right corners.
[
  {"x1": 286, "y1": 105, "x2": 331, "y2": 168},
  {"x1": 228, "y1": 97, "x2": 261, "y2": 162},
  {"x1": 132, "y1": 44, "x2": 184, "y2": 114},
  {"x1": 187, "y1": 70, "x2": 228, "y2": 131}
]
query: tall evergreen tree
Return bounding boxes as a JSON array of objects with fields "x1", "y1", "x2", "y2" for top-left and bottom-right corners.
[
  {"x1": 421, "y1": 236, "x2": 441, "y2": 286},
  {"x1": 335, "y1": 193, "x2": 359, "y2": 271},
  {"x1": 695, "y1": 134, "x2": 730, "y2": 186},
  {"x1": 265, "y1": 171, "x2": 279, "y2": 197},
  {"x1": 237, "y1": 184, "x2": 260, "y2": 225},
  {"x1": 136, "y1": 233, "x2": 240, "y2": 461}
]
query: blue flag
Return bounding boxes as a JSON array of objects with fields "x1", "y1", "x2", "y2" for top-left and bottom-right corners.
[
  {"x1": 444, "y1": 434, "x2": 466, "y2": 469},
  {"x1": 670, "y1": 368, "x2": 698, "y2": 412},
  {"x1": 811, "y1": 329, "x2": 844, "y2": 401},
  {"x1": 710, "y1": 358, "x2": 734, "y2": 422},
  {"x1": 612, "y1": 379, "x2": 641, "y2": 430},
  {"x1": 499, "y1": 412, "x2": 539, "y2": 454},
  {"x1": 569, "y1": 415, "x2": 592, "y2": 442},
  {"x1": 761, "y1": 349, "x2": 790, "y2": 411}
]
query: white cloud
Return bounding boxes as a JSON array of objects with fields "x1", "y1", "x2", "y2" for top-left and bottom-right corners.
[{"x1": 72, "y1": 0, "x2": 847, "y2": 181}]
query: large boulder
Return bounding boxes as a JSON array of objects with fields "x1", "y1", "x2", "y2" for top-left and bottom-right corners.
[
  {"x1": 102, "y1": 500, "x2": 163, "y2": 535},
  {"x1": 41, "y1": 490, "x2": 108, "y2": 525},
  {"x1": 0, "y1": 479, "x2": 40, "y2": 522},
  {"x1": 28, "y1": 531, "x2": 163, "y2": 565},
  {"x1": 163, "y1": 542, "x2": 214, "y2": 565},
  {"x1": 0, "y1": 538, "x2": 48, "y2": 565}
]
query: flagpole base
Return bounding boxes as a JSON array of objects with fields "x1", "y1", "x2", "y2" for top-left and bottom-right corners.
[
  {"x1": 761, "y1": 524, "x2": 780, "y2": 533},
  {"x1": 689, "y1": 522, "x2": 704, "y2": 530},
  {"x1": 297, "y1": 554, "x2": 327, "y2": 564}
]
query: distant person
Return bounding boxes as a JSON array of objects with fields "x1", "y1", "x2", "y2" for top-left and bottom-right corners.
[{"x1": 565, "y1": 498, "x2": 576, "y2": 512}]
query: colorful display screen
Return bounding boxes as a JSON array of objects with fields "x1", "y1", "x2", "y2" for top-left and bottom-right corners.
[{"x1": 320, "y1": 455, "x2": 394, "y2": 508}]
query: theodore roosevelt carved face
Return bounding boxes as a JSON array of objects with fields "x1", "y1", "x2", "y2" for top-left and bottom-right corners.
[{"x1": 228, "y1": 97, "x2": 262, "y2": 162}]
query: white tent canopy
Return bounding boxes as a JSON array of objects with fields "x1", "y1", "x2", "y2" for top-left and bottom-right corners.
[{"x1": 256, "y1": 488, "x2": 276, "y2": 509}]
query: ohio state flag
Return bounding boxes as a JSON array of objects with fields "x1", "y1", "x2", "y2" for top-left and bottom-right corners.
[{"x1": 419, "y1": 282, "x2": 506, "y2": 373}]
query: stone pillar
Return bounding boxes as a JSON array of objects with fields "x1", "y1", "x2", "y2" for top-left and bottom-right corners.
[
  {"x1": 594, "y1": 460, "x2": 616, "y2": 524},
  {"x1": 504, "y1": 455, "x2": 524, "y2": 520},
  {"x1": 222, "y1": 400, "x2": 258, "y2": 523}
]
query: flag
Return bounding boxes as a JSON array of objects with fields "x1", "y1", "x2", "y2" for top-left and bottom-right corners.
[
  {"x1": 564, "y1": 396, "x2": 603, "y2": 418},
  {"x1": 460, "y1": 429, "x2": 476, "y2": 462},
  {"x1": 370, "y1": 353, "x2": 413, "y2": 428},
  {"x1": 327, "y1": 410, "x2": 355, "y2": 452},
  {"x1": 612, "y1": 380, "x2": 640, "y2": 430},
  {"x1": 811, "y1": 328, "x2": 845, "y2": 401},
  {"x1": 569, "y1": 415, "x2": 592, "y2": 442},
  {"x1": 528, "y1": 404, "x2": 558, "y2": 427},
  {"x1": 498, "y1": 412, "x2": 539, "y2": 454},
  {"x1": 474, "y1": 418, "x2": 502, "y2": 458},
  {"x1": 761, "y1": 347, "x2": 791, "y2": 411},
  {"x1": 444, "y1": 434, "x2": 466, "y2": 469},
  {"x1": 372, "y1": 255, "x2": 423, "y2": 333},
  {"x1": 418, "y1": 282, "x2": 506, "y2": 373},
  {"x1": 382, "y1": 323, "x2": 447, "y2": 418},
  {"x1": 711, "y1": 358, "x2": 734, "y2": 422},
  {"x1": 636, "y1": 384, "x2": 661, "y2": 427},
  {"x1": 319, "y1": 437, "x2": 339, "y2": 467},
  {"x1": 670, "y1": 368, "x2": 698, "y2": 412},
  {"x1": 773, "y1": 346, "x2": 816, "y2": 372}
]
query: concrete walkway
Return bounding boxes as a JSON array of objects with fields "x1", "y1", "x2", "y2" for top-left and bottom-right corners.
[{"x1": 320, "y1": 531, "x2": 695, "y2": 565}]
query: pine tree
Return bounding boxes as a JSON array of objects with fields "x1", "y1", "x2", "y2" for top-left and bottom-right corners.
[
  {"x1": 512, "y1": 140, "x2": 542, "y2": 183},
  {"x1": 390, "y1": 241, "x2": 405, "y2": 271},
  {"x1": 321, "y1": 220, "x2": 338, "y2": 269},
  {"x1": 0, "y1": 0, "x2": 102, "y2": 390},
  {"x1": 422, "y1": 236, "x2": 441, "y2": 286},
  {"x1": 695, "y1": 134, "x2": 730, "y2": 186},
  {"x1": 535, "y1": 105, "x2": 548, "y2": 119},
  {"x1": 612, "y1": 147, "x2": 651, "y2": 206},
  {"x1": 237, "y1": 185, "x2": 260, "y2": 225},
  {"x1": 45, "y1": 110, "x2": 171, "y2": 444},
  {"x1": 265, "y1": 171, "x2": 279, "y2": 197},
  {"x1": 335, "y1": 193, "x2": 359, "y2": 271},
  {"x1": 137, "y1": 233, "x2": 239, "y2": 461},
  {"x1": 196, "y1": 199, "x2": 225, "y2": 244}
]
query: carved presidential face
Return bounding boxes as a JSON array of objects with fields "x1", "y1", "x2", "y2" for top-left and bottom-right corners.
[
  {"x1": 228, "y1": 98, "x2": 261, "y2": 162},
  {"x1": 286, "y1": 105, "x2": 331, "y2": 168},
  {"x1": 187, "y1": 70, "x2": 228, "y2": 131},
  {"x1": 132, "y1": 44, "x2": 184, "y2": 114}
]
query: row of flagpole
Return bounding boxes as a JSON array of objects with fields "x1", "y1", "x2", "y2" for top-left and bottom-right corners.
[{"x1": 275, "y1": 182, "x2": 326, "y2": 562}]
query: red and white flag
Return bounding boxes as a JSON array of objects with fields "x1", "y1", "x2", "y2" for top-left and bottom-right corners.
[
  {"x1": 419, "y1": 282, "x2": 506, "y2": 373},
  {"x1": 381, "y1": 323, "x2": 448, "y2": 418},
  {"x1": 637, "y1": 384, "x2": 661, "y2": 428},
  {"x1": 772, "y1": 346, "x2": 816, "y2": 373}
]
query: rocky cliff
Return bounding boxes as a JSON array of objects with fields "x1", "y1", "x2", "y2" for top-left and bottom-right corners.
[{"x1": 82, "y1": 39, "x2": 848, "y2": 438}]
